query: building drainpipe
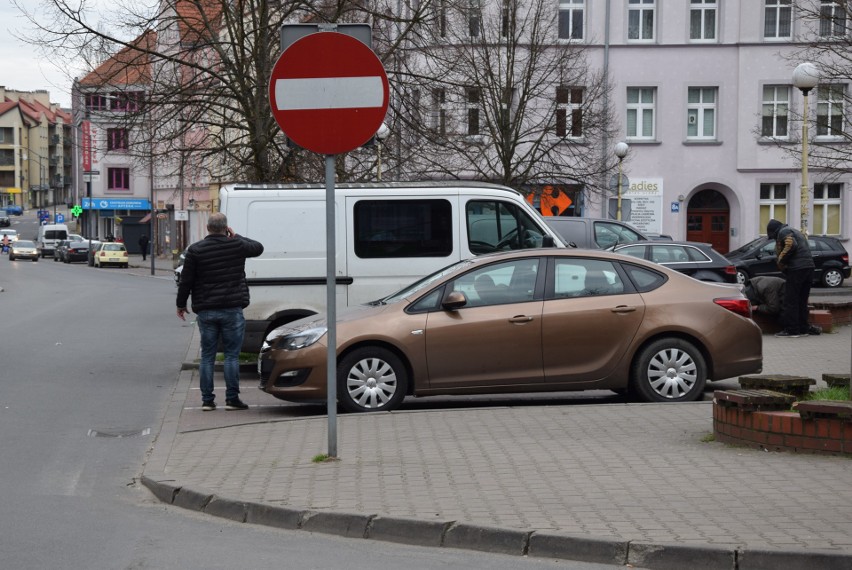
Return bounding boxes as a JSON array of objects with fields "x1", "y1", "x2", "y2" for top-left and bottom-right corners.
[{"x1": 599, "y1": 0, "x2": 613, "y2": 219}]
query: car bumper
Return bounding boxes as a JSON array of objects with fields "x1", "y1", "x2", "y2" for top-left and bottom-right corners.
[{"x1": 258, "y1": 342, "x2": 329, "y2": 402}]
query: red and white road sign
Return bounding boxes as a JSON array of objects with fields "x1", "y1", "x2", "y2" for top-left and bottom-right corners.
[{"x1": 269, "y1": 32, "x2": 389, "y2": 155}]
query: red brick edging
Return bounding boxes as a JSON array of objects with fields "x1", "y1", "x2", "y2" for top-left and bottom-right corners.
[{"x1": 713, "y1": 404, "x2": 852, "y2": 456}]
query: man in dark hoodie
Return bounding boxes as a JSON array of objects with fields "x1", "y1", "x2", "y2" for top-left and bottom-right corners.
[
  {"x1": 176, "y1": 213, "x2": 264, "y2": 410},
  {"x1": 744, "y1": 275, "x2": 821, "y2": 335},
  {"x1": 765, "y1": 219, "x2": 815, "y2": 338}
]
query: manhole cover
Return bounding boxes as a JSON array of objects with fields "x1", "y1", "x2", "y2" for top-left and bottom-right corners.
[{"x1": 87, "y1": 428, "x2": 151, "y2": 438}]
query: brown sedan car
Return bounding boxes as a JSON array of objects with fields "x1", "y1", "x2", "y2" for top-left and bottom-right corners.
[{"x1": 259, "y1": 249, "x2": 762, "y2": 412}]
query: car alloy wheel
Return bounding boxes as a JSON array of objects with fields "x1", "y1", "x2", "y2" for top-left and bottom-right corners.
[
  {"x1": 821, "y1": 268, "x2": 844, "y2": 288},
  {"x1": 631, "y1": 338, "x2": 706, "y2": 402},
  {"x1": 736, "y1": 270, "x2": 748, "y2": 285},
  {"x1": 337, "y1": 347, "x2": 408, "y2": 413}
]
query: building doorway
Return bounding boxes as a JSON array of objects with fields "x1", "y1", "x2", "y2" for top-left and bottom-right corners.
[{"x1": 685, "y1": 189, "x2": 730, "y2": 253}]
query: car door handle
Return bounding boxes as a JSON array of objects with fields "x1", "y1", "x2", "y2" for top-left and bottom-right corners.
[
  {"x1": 611, "y1": 305, "x2": 637, "y2": 314},
  {"x1": 509, "y1": 315, "x2": 534, "y2": 323}
]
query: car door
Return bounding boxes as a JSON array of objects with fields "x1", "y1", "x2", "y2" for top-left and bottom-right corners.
[
  {"x1": 541, "y1": 257, "x2": 645, "y2": 383},
  {"x1": 748, "y1": 240, "x2": 782, "y2": 278},
  {"x1": 424, "y1": 258, "x2": 544, "y2": 388}
]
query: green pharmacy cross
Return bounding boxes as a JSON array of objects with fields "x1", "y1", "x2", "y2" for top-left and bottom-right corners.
[{"x1": 71, "y1": 204, "x2": 83, "y2": 218}]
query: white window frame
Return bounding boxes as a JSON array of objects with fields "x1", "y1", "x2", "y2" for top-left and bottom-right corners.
[
  {"x1": 687, "y1": 87, "x2": 717, "y2": 140},
  {"x1": 764, "y1": 0, "x2": 792, "y2": 40},
  {"x1": 628, "y1": 0, "x2": 656, "y2": 42},
  {"x1": 813, "y1": 182, "x2": 843, "y2": 235},
  {"x1": 759, "y1": 183, "x2": 788, "y2": 229},
  {"x1": 558, "y1": 0, "x2": 585, "y2": 41},
  {"x1": 816, "y1": 83, "x2": 846, "y2": 138},
  {"x1": 761, "y1": 85, "x2": 790, "y2": 139},
  {"x1": 689, "y1": 0, "x2": 718, "y2": 42},
  {"x1": 819, "y1": 0, "x2": 847, "y2": 39},
  {"x1": 626, "y1": 87, "x2": 656, "y2": 140},
  {"x1": 556, "y1": 86, "x2": 583, "y2": 139}
]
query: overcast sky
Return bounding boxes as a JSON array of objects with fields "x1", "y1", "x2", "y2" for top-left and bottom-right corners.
[{"x1": 0, "y1": 1, "x2": 94, "y2": 109}]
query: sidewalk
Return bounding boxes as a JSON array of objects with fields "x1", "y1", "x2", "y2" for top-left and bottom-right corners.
[{"x1": 142, "y1": 324, "x2": 852, "y2": 570}]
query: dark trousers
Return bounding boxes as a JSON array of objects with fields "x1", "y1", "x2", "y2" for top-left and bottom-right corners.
[{"x1": 781, "y1": 268, "x2": 813, "y2": 334}]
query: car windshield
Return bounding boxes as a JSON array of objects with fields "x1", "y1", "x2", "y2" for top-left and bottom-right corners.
[
  {"x1": 376, "y1": 259, "x2": 477, "y2": 305},
  {"x1": 1, "y1": 230, "x2": 16, "y2": 237},
  {"x1": 728, "y1": 237, "x2": 767, "y2": 256},
  {"x1": 15, "y1": 240, "x2": 35, "y2": 247}
]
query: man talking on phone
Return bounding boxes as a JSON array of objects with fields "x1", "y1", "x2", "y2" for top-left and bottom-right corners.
[{"x1": 176, "y1": 213, "x2": 264, "y2": 411}]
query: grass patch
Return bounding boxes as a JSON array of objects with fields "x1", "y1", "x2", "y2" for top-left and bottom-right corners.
[
  {"x1": 801, "y1": 386, "x2": 851, "y2": 402},
  {"x1": 312, "y1": 453, "x2": 340, "y2": 463},
  {"x1": 214, "y1": 352, "x2": 257, "y2": 364},
  {"x1": 700, "y1": 433, "x2": 715, "y2": 443}
]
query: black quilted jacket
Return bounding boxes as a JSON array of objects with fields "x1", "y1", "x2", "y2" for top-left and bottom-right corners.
[{"x1": 176, "y1": 234, "x2": 264, "y2": 312}]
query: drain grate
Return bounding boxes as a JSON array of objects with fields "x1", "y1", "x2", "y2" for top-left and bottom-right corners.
[{"x1": 87, "y1": 428, "x2": 152, "y2": 438}]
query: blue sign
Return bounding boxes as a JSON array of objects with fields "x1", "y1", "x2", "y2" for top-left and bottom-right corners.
[
  {"x1": 55, "y1": 213, "x2": 65, "y2": 224},
  {"x1": 671, "y1": 202, "x2": 681, "y2": 213},
  {"x1": 82, "y1": 198, "x2": 151, "y2": 210}
]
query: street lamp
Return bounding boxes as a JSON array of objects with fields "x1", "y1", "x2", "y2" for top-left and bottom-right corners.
[
  {"x1": 375, "y1": 122, "x2": 390, "y2": 181},
  {"x1": 792, "y1": 62, "x2": 819, "y2": 237},
  {"x1": 614, "y1": 142, "x2": 629, "y2": 221}
]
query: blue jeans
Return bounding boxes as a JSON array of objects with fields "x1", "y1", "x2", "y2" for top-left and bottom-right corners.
[{"x1": 196, "y1": 308, "x2": 246, "y2": 403}]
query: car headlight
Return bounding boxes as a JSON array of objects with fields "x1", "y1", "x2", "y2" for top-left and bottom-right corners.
[{"x1": 275, "y1": 327, "x2": 327, "y2": 350}]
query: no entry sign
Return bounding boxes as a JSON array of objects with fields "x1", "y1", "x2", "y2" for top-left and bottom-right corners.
[{"x1": 269, "y1": 32, "x2": 389, "y2": 155}]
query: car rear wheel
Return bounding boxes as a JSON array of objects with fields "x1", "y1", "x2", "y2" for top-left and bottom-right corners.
[
  {"x1": 337, "y1": 347, "x2": 408, "y2": 413},
  {"x1": 821, "y1": 268, "x2": 844, "y2": 288},
  {"x1": 630, "y1": 338, "x2": 706, "y2": 403},
  {"x1": 736, "y1": 270, "x2": 749, "y2": 285}
]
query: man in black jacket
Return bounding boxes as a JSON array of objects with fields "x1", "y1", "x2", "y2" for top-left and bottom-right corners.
[
  {"x1": 176, "y1": 213, "x2": 264, "y2": 410},
  {"x1": 766, "y1": 219, "x2": 815, "y2": 338}
]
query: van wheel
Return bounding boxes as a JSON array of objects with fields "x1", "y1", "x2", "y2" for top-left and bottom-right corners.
[
  {"x1": 630, "y1": 338, "x2": 706, "y2": 403},
  {"x1": 337, "y1": 347, "x2": 408, "y2": 413}
]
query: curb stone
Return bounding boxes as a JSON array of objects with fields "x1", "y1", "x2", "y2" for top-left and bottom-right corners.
[
  {"x1": 443, "y1": 522, "x2": 531, "y2": 556},
  {"x1": 527, "y1": 532, "x2": 628, "y2": 566},
  {"x1": 627, "y1": 541, "x2": 734, "y2": 570},
  {"x1": 245, "y1": 502, "x2": 305, "y2": 530},
  {"x1": 736, "y1": 546, "x2": 852, "y2": 570},
  {"x1": 367, "y1": 515, "x2": 453, "y2": 547},
  {"x1": 300, "y1": 510, "x2": 374, "y2": 538}
]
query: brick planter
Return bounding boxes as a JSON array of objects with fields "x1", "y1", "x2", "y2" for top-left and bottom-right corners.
[{"x1": 713, "y1": 390, "x2": 852, "y2": 456}]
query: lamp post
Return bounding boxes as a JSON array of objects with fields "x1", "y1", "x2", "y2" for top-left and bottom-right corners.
[
  {"x1": 614, "y1": 142, "x2": 629, "y2": 221},
  {"x1": 375, "y1": 122, "x2": 390, "y2": 181},
  {"x1": 792, "y1": 62, "x2": 819, "y2": 237}
]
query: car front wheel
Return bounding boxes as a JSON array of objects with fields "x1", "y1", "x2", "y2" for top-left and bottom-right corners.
[
  {"x1": 337, "y1": 347, "x2": 408, "y2": 413},
  {"x1": 736, "y1": 270, "x2": 749, "y2": 285},
  {"x1": 630, "y1": 338, "x2": 706, "y2": 403},
  {"x1": 821, "y1": 268, "x2": 844, "y2": 288}
]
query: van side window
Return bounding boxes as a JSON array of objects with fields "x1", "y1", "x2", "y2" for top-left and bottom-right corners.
[
  {"x1": 593, "y1": 221, "x2": 643, "y2": 249},
  {"x1": 466, "y1": 201, "x2": 545, "y2": 254},
  {"x1": 353, "y1": 199, "x2": 453, "y2": 258}
]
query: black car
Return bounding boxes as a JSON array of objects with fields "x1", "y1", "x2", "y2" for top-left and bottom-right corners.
[
  {"x1": 613, "y1": 241, "x2": 738, "y2": 283},
  {"x1": 0, "y1": 212, "x2": 9, "y2": 227},
  {"x1": 727, "y1": 235, "x2": 850, "y2": 288},
  {"x1": 66, "y1": 240, "x2": 99, "y2": 263},
  {"x1": 53, "y1": 240, "x2": 72, "y2": 262}
]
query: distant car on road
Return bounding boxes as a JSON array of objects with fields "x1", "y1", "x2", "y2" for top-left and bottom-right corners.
[
  {"x1": 65, "y1": 240, "x2": 99, "y2": 263},
  {"x1": 53, "y1": 240, "x2": 72, "y2": 262},
  {"x1": 0, "y1": 211, "x2": 10, "y2": 227},
  {"x1": 259, "y1": 249, "x2": 762, "y2": 412},
  {"x1": 1, "y1": 229, "x2": 18, "y2": 243},
  {"x1": 9, "y1": 239, "x2": 39, "y2": 262},
  {"x1": 4, "y1": 205, "x2": 23, "y2": 216},
  {"x1": 93, "y1": 242, "x2": 128, "y2": 268},
  {"x1": 727, "y1": 235, "x2": 850, "y2": 288},
  {"x1": 613, "y1": 241, "x2": 737, "y2": 283}
]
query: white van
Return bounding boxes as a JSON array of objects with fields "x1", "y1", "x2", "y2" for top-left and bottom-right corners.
[
  {"x1": 37, "y1": 223, "x2": 69, "y2": 258},
  {"x1": 218, "y1": 181, "x2": 566, "y2": 351}
]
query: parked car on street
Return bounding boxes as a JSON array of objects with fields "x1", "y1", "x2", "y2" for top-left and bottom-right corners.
[
  {"x1": 66, "y1": 240, "x2": 99, "y2": 263},
  {"x1": 8, "y1": 239, "x2": 39, "y2": 262},
  {"x1": 4, "y1": 205, "x2": 23, "y2": 216},
  {"x1": 53, "y1": 240, "x2": 72, "y2": 262},
  {"x1": 613, "y1": 241, "x2": 737, "y2": 283},
  {"x1": 1, "y1": 229, "x2": 18, "y2": 243},
  {"x1": 544, "y1": 217, "x2": 650, "y2": 250},
  {"x1": 92, "y1": 242, "x2": 129, "y2": 268},
  {"x1": 727, "y1": 235, "x2": 850, "y2": 288},
  {"x1": 259, "y1": 249, "x2": 762, "y2": 412},
  {"x1": 0, "y1": 211, "x2": 10, "y2": 227}
]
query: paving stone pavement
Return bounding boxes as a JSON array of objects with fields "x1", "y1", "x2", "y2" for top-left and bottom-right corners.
[{"x1": 142, "y1": 323, "x2": 852, "y2": 569}]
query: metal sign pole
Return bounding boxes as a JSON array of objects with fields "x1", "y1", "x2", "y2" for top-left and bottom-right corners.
[{"x1": 325, "y1": 154, "x2": 338, "y2": 458}]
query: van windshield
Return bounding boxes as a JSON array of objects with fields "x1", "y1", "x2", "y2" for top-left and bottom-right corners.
[{"x1": 45, "y1": 230, "x2": 68, "y2": 240}]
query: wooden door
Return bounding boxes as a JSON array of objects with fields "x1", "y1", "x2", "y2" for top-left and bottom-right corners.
[{"x1": 686, "y1": 211, "x2": 729, "y2": 253}]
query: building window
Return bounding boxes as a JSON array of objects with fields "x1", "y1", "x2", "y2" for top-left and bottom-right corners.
[
  {"x1": 109, "y1": 91, "x2": 143, "y2": 112},
  {"x1": 813, "y1": 183, "x2": 842, "y2": 235},
  {"x1": 816, "y1": 83, "x2": 846, "y2": 137},
  {"x1": 468, "y1": 0, "x2": 482, "y2": 38},
  {"x1": 687, "y1": 87, "x2": 717, "y2": 139},
  {"x1": 106, "y1": 128, "x2": 128, "y2": 151},
  {"x1": 628, "y1": 0, "x2": 655, "y2": 42},
  {"x1": 761, "y1": 85, "x2": 790, "y2": 138},
  {"x1": 690, "y1": 0, "x2": 717, "y2": 41},
  {"x1": 764, "y1": 0, "x2": 792, "y2": 40},
  {"x1": 85, "y1": 93, "x2": 109, "y2": 112},
  {"x1": 467, "y1": 87, "x2": 481, "y2": 136},
  {"x1": 107, "y1": 167, "x2": 130, "y2": 192},
  {"x1": 819, "y1": 0, "x2": 847, "y2": 38},
  {"x1": 431, "y1": 87, "x2": 447, "y2": 136},
  {"x1": 759, "y1": 183, "x2": 787, "y2": 230},
  {"x1": 558, "y1": 0, "x2": 584, "y2": 40},
  {"x1": 501, "y1": 0, "x2": 516, "y2": 38},
  {"x1": 626, "y1": 87, "x2": 655, "y2": 140},
  {"x1": 438, "y1": 0, "x2": 447, "y2": 37},
  {"x1": 556, "y1": 87, "x2": 583, "y2": 138}
]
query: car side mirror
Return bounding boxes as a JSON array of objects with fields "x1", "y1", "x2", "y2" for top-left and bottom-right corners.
[{"x1": 442, "y1": 291, "x2": 467, "y2": 311}]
